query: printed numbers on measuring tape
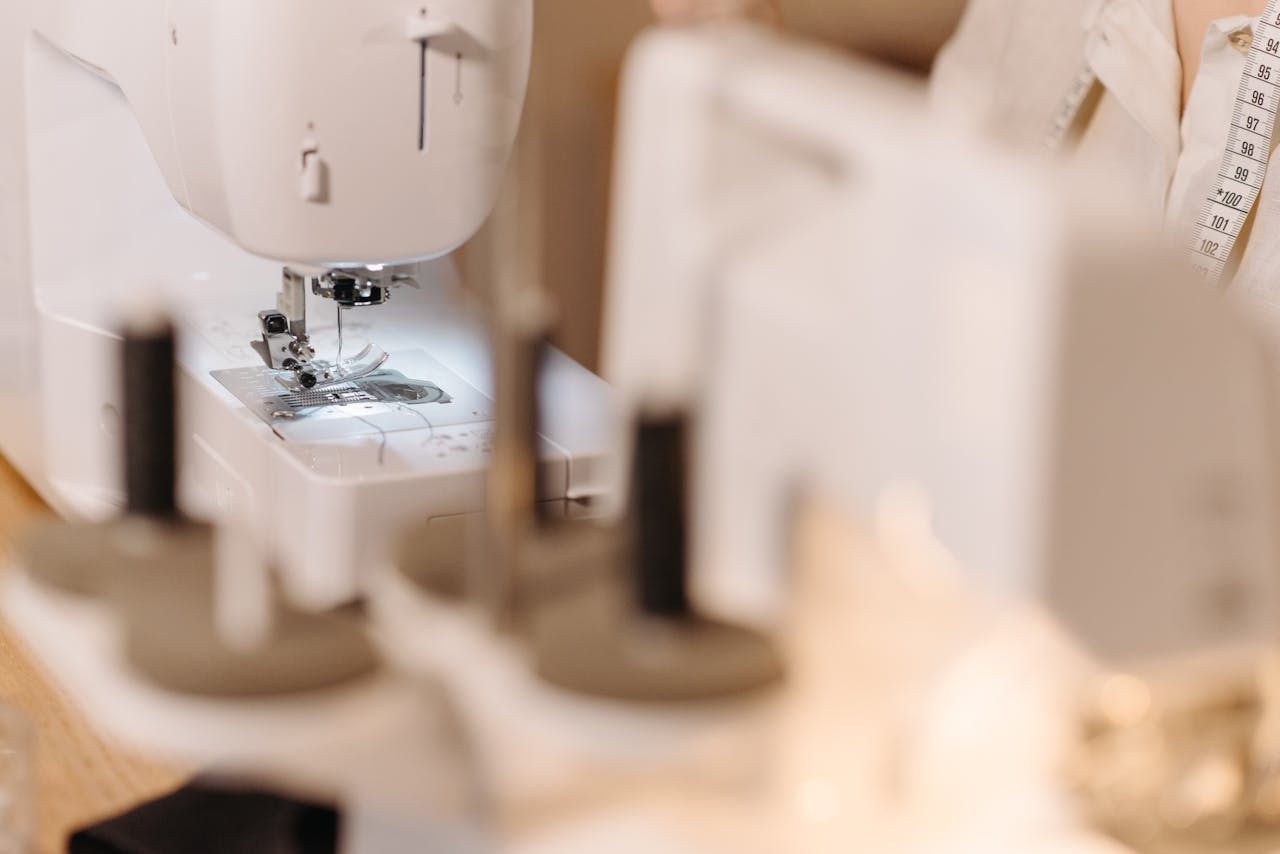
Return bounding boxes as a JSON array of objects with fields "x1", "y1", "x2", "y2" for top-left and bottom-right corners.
[{"x1": 1190, "y1": 3, "x2": 1280, "y2": 284}]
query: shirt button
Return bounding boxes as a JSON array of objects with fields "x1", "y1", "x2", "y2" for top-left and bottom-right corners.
[{"x1": 1230, "y1": 27, "x2": 1253, "y2": 54}]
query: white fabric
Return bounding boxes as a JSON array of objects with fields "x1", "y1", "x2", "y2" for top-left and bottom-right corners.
[{"x1": 1166, "y1": 14, "x2": 1256, "y2": 245}]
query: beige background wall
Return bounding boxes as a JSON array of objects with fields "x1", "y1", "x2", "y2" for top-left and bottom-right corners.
[
  {"x1": 529, "y1": 0, "x2": 969, "y2": 369},
  {"x1": 530, "y1": 0, "x2": 654, "y2": 370},
  {"x1": 784, "y1": 0, "x2": 969, "y2": 69}
]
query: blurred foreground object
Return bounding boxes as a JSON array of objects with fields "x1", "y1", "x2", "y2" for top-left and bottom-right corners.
[
  {"x1": 605, "y1": 20, "x2": 1280, "y2": 853},
  {"x1": 12, "y1": 313, "x2": 484, "y2": 852}
]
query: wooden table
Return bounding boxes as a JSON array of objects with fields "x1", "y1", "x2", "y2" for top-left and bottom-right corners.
[{"x1": 0, "y1": 456, "x2": 188, "y2": 853}]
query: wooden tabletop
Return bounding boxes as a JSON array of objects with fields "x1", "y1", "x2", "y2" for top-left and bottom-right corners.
[{"x1": 0, "y1": 456, "x2": 188, "y2": 854}]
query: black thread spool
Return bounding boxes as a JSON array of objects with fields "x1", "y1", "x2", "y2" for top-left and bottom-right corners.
[
  {"x1": 528, "y1": 335, "x2": 555, "y2": 529},
  {"x1": 122, "y1": 312, "x2": 178, "y2": 519},
  {"x1": 630, "y1": 415, "x2": 691, "y2": 618}
]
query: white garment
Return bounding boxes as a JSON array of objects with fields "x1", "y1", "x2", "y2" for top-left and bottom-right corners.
[
  {"x1": 932, "y1": 0, "x2": 1280, "y2": 349},
  {"x1": 1074, "y1": 2, "x2": 1260, "y2": 242}
]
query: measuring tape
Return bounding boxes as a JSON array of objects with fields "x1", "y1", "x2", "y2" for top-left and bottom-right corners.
[{"x1": 1048, "y1": 1, "x2": 1280, "y2": 286}]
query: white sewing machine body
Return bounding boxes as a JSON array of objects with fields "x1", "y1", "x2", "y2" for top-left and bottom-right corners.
[{"x1": 0, "y1": 0, "x2": 614, "y2": 607}]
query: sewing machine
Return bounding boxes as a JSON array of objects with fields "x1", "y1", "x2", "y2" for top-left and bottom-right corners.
[
  {"x1": 6, "y1": 6, "x2": 1280, "y2": 850},
  {"x1": 0, "y1": 0, "x2": 613, "y2": 608}
]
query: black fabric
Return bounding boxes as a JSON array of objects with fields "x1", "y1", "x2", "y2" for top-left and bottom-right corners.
[{"x1": 68, "y1": 780, "x2": 340, "y2": 854}]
